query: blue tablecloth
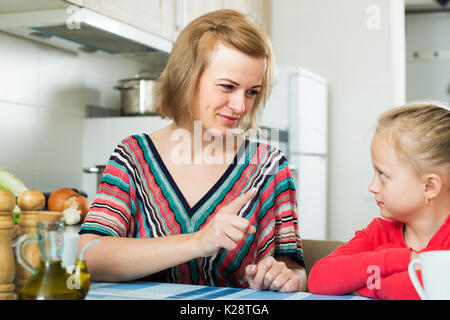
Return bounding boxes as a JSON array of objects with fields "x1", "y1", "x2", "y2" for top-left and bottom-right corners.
[{"x1": 86, "y1": 281, "x2": 369, "y2": 300}]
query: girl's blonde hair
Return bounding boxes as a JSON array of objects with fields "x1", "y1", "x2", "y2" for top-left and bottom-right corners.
[
  {"x1": 375, "y1": 102, "x2": 450, "y2": 175},
  {"x1": 155, "y1": 9, "x2": 273, "y2": 131}
]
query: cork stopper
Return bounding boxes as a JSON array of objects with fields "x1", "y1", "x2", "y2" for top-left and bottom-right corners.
[{"x1": 39, "y1": 211, "x2": 63, "y2": 222}]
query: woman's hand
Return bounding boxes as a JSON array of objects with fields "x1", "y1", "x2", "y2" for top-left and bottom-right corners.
[
  {"x1": 245, "y1": 256, "x2": 304, "y2": 293},
  {"x1": 194, "y1": 188, "x2": 257, "y2": 257}
]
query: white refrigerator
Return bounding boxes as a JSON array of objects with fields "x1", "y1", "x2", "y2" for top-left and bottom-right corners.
[{"x1": 262, "y1": 66, "x2": 328, "y2": 240}]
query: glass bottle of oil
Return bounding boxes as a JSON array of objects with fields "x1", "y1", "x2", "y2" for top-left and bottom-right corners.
[
  {"x1": 15, "y1": 211, "x2": 82, "y2": 300},
  {"x1": 70, "y1": 239, "x2": 100, "y2": 299}
]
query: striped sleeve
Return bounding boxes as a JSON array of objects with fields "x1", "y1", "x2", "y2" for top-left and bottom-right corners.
[
  {"x1": 79, "y1": 137, "x2": 135, "y2": 237},
  {"x1": 258, "y1": 147, "x2": 305, "y2": 268}
]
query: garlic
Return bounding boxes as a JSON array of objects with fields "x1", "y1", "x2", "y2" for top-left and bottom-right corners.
[{"x1": 62, "y1": 199, "x2": 81, "y2": 225}]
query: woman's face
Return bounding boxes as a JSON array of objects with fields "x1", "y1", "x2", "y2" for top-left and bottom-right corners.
[{"x1": 190, "y1": 42, "x2": 266, "y2": 136}]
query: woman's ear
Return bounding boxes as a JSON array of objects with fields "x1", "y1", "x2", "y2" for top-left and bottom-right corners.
[{"x1": 424, "y1": 173, "x2": 442, "y2": 201}]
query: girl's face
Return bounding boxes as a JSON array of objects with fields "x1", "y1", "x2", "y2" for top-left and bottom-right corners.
[
  {"x1": 190, "y1": 42, "x2": 266, "y2": 136},
  {"x1": 368, "y1": 132, "x2": 425, "y2": 222}
]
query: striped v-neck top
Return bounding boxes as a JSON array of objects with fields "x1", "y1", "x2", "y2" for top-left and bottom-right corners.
[{"x1": 80, "y1": 133, "x2": 304, "y2": 288}]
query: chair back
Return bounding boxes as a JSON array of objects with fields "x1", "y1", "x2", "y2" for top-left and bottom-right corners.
[{"x1": 302, "y1": 239, "x2": 345, "y2": 277}]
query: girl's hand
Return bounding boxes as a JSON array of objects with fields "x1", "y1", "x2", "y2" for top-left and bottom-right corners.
[
  {"x1": 245, "y1": 256, "x2": 302, "y2": 293},
  {"x1": 194, "y1": 188, "x2": 257, "y2": 257}
]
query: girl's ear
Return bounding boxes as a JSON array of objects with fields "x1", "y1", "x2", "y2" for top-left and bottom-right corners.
[{"x1": 424, "y1": 174, "x2": 442, "y2": 201}]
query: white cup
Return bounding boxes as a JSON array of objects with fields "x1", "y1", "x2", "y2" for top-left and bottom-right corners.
[
  {"x1": 62, "y1": 232, "x2": 80, "y2": 271},
  {"x1": 408, "y1": 250, "x2": 450, "y2": 300}
]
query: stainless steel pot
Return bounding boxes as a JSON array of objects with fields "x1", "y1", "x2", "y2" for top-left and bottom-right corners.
[
  {"x1": 83, "y1": 165, "x2": 106, "y2": 190},
  {"x1": 114, "y1": 71, "x2": 159, "y2": 116}
]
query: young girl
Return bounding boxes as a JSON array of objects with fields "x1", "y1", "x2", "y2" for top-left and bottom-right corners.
[{"x1": 308, "y1": 103, "x2": 450, "y2": 300}]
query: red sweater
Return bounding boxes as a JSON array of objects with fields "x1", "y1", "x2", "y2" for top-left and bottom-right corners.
[{"x1": 308, "y1": 215, "x2": 450, "y2": 300}]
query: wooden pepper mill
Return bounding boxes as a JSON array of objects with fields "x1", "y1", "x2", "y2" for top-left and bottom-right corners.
[
  {"x1": 15, "y1": 190, "x2": 45, "y2": 292},
  {"x1": 0, "y1": 190, "x2": 17, "y2": 300},
  {"x1": 15, "y1": 211, "x2": 40, "y2": 291}
]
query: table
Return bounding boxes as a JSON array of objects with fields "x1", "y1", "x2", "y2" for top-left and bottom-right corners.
[{"x1": 86, "y1": 281, "x2": 369, "y2": 300}]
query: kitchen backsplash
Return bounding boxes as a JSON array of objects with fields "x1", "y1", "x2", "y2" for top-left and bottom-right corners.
[{"x1": 0, "y1": 31, "x2": 149, "y2": 194}]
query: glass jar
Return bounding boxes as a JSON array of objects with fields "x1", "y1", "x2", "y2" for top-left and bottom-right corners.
[{"x1": 15, "y1": 212, "x2": 82, "y2": 300}]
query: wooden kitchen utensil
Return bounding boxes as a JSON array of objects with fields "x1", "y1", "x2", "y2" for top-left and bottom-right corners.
[
  {"x1": 15, "y1": 210, "x2": 40, "y2": 291},
  {"x1": 0, "y1": 210, "x2": 16, "y2": 300}
]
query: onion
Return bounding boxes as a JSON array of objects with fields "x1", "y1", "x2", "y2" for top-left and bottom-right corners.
[
  {"x1": 48, "y1": 188, "x2": 77, "y2": 212},
  {"x1": 17, "y1": 189, "x2": 46, "y2": 211},
  {"x1": 0, "y1": 190, "x2": 16, "y2": 211},
  {"x1": 63, "y1": 193, "x2": 90, "y2": 221}
]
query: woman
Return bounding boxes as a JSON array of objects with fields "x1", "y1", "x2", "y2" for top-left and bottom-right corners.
[{"x1": 79, "y1": 9, "x2": 306, "y2": 292}]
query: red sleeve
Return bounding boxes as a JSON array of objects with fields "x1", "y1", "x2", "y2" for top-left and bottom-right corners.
[
  {"x1": 308, "y1": 219, "x2": 411, "y2": 296},
  {"x1": 359, "y1": 271, "x2": 420, "y2": 300}
]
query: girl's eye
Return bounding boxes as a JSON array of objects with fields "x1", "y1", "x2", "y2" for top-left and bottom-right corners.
[{"x1": 379, "y1": 171, "x2": 386, "y2": 179}]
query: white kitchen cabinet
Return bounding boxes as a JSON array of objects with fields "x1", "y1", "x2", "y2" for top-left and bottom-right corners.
[
  {"x1": 223, "y1": 0, "x2": 270, "y2": 32},
  {"x1": 174, "y1": 0, "x2": 270, "y2": 40},
  {"x1": 3, "y1": 0, "x2": 269, "y2": 43},
  {"x1": 184, "y1": 0, "x2": 224, "y2": 23},
  {"x1": 64, "y1": 0, "x2": 84, "y2": 6},
  {"x1": 80, "y1": 0, "x2": 175, "y2": 40},
  {"x1": 65, "y1": 0, "x2": 270, "y2": 43},
  {"x1": 174, "y1": 0, "x2": 222, "y2": 38}
]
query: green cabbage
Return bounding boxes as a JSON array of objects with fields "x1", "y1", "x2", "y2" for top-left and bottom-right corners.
[
  {"x1": 0, "y1": 169, "x2": 29, "y2": 224},
  {"x1": 0, "y1": 168, "x2": 29, "y2": 196}
]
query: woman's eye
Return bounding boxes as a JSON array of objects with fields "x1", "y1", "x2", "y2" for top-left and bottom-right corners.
[
  {"x1": 379, "y1": 172, "x2": 386, "y2": 178},
  {"x1": 220, "y1": 84, "x2": 234, "y2": 90},
  {"x1": 246, "y1": 90, "x2": 260, "y2": 97}
]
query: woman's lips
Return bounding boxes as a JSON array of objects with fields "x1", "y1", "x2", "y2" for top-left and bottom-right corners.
[
  {"x1": 376, "y1": 201, "x2": 384, "y2": 207},
  {"x1": 219, "y1": 114, "x2": 238, "y2": 125}
]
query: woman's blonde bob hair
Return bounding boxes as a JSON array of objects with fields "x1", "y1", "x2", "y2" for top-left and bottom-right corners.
[{"x1": 155, "y1": 9, "x2": 273, "y2": 131}]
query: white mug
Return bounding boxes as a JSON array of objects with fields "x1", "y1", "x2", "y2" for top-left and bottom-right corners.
[
  {"x1": 408, "y1": 250, "x2": 450, "y2": 300},
  {"x1": 62, "y1": 232, "x2": 80, "y2": 271}
]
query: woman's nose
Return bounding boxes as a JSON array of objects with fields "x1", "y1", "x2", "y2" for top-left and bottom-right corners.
[{"x1": 228, "y1": 91, "x2": 246, "y2": 114}]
